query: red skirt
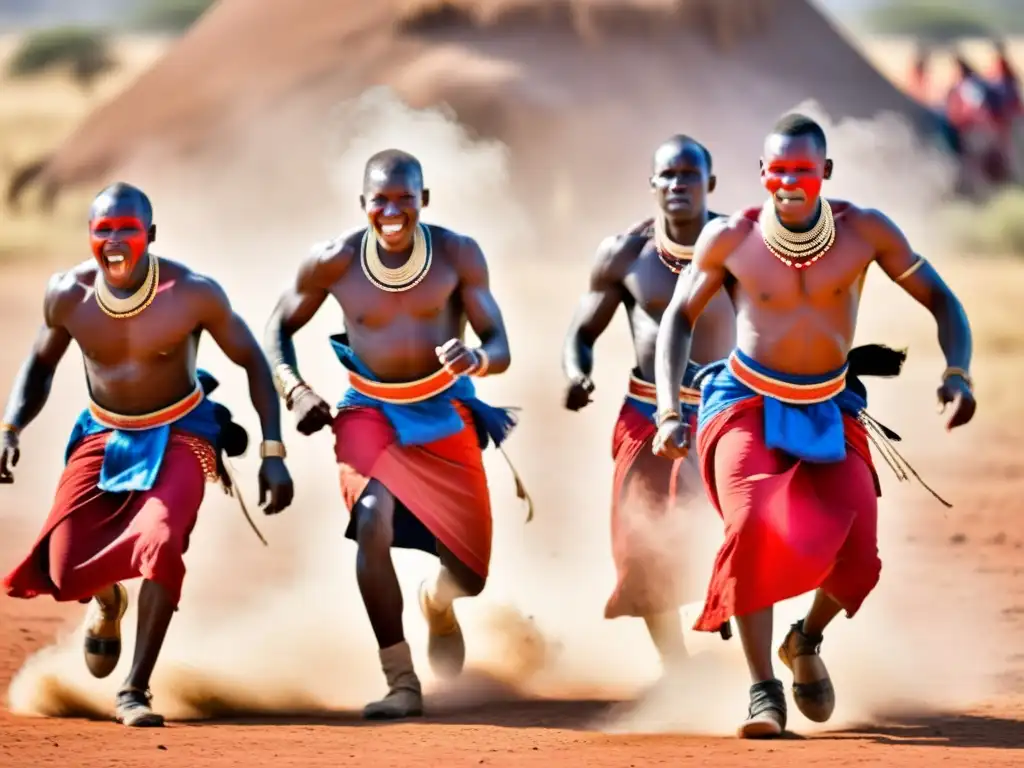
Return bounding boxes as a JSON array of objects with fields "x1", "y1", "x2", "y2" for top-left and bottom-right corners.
[
  {"x1": 692, "y1": 397, "x2": 882, "y2": 632},
  {"x1": 604, "y1": 401, "x2": 701, "y2": 619},
  {"x1": 3, "y1": 432, "x2": 211, "y2": 607},
  {"x1": 334, "y1": 403, "x2": 492, "y2": 578}
]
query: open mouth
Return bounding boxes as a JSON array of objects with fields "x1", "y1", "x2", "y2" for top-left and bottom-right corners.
[
  {"x1": 376, "y1": 216, "x2": 410, "y2": 246},
  {"x1": 102, "y1": 247, "x2": 132, "y2": 280},
  {"x1": 774, "y1": 189, "x2": 806, "y2": 206}
]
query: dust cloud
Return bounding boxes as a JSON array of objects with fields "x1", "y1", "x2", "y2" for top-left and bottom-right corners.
[{"x1": 6, "y1": 90, "x2": 1010, "y2": 736}]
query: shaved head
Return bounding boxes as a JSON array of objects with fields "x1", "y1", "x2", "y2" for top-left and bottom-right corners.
[
  {"x1": 360, "y1": 149, "x2": 430, "y2": 252},
  {"x1": 363, "y1": 149, "x2": 424, "y2": 193},
  {"x1": 90, "y1": 181, "x2": 153, "y2": 226},
  {"x1": 653, "y1": 135, "x2": 713, "y2": 174},
  {"x1": 769, "y1": 113, "x2": 827, "y2": 155}
]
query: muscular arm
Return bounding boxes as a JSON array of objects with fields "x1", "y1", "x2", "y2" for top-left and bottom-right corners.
[
  {"x1": 867, "y1": 210, "x2": 972, "y2": 375},
  {"x1": 456, "y1": 235, "x2": 511, "y2": 375},
  {"x1": 1, "y1": 273, "x2": 74, "y2": 432},
  {"x1": 195, "y1": 276, "x2": 283, "y2": 443},
  {"x1": 263, "y1": 238, "x2": 347, "y2": 397},
  {"x1": 654, "y1": 217, "x2": 741, "y2": 420},
  {"x1": 561, "y1": 235, "x2": 629, "y2": 382}
]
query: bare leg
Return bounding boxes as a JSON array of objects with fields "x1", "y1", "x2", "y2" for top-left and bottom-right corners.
[
  {"x1": 643, "y1": 611, "x2": 687, "y2": 669},
  {"x1": 115, "y1": 579, "x2": 175, "y2": 727},
  {"x1": 419, "y1": 542, "x2": 486, "y2": 679},
  {"x1": 802, "y1": 588, "x2": 843, "y2": 637},
  {"x1": 736, "y1": 607, "x2": 774, "y2": 683},
  {"x1": 354, "y1": 480, "x2": 404, "y2": 649},
  {"x1": 355, "y1": 479, "x2": 422, "y2": 719},
  {"x1": 735, "y1": 606, "x2": 787, "y2": 739}
]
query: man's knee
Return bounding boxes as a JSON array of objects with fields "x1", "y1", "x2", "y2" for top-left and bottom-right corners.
[
  {"x1": 455, "y1": 570, "x2": 486, "y2": 598},
  {"x1": 354, "y1": 480, "x2": 395, "y2": 554},
  {"x1": 437, "y1": 544, "x2": 486, "y2": 597}
]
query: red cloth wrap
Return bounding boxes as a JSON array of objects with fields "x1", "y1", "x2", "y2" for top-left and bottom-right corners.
[
  {"x1": 3, "y1": 432, "x2": 209, "y2": 607},
  {"x1": 605, "y1": 401, "x2": 701, "y2": 619},
  {"x1": 333, "y1": 402, "x2": 493, "y2": 578},
  {"x1": 692, "y1": 397, "x2": 882, "y2": 632}
]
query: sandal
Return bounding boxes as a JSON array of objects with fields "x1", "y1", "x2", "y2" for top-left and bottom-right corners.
[
  {"x1": 778, "y1": 619, "x2": 835, "y2": 723},
  {"x1": 83, "y1": 583, "x2": 128, "y2": 679}
]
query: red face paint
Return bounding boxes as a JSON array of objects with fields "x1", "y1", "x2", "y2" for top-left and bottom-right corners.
[
  {"x1": 89, "y1": 215, "x2": 148, "y2": 283},
  {"x1": 761, "y1": 134, "x2": 827, "y2": 225}
]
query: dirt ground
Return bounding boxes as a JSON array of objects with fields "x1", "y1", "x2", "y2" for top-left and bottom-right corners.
[{"x1": 0, "y1": 257, "x2": 1022, "y2": 767}]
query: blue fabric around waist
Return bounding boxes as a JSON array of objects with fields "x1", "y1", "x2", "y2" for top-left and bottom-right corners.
[
  {"x1": 695, "y1": 350, "x2": 866, "y2": 463},
  {"x1": 65, "y1": 369, "x2": 223, "y2": 494},
  {"x1": 331, "y1": 336, "x2": 517, "y2": 449},
  {"x1": 624, "y1": 361, "x2": 702, "y2": 423}
]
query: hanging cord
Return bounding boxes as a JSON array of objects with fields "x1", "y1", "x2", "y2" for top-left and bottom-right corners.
[{"x1": 859, "y1": 410, "x2": 953, "y2": 508}]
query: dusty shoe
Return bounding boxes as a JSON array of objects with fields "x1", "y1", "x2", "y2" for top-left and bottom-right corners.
[
  {"x1": 115, "y1": 687, "x2": 165, "y2": 728},
  {"x1": 418, "y1": 580, "x2": 466, "y2": 680},
  {"x1": 84, "y1": 583, "x2": 129, "y2": 679},
  {"x1": 738, "y1": 679, "x2": 787, "y2": 739},
  {"x1": 362, "y1": 641, "x2": 424, "y2": 720},
  {"x1": 778, "y1": 619, "x2": 835, "y2": 723}
]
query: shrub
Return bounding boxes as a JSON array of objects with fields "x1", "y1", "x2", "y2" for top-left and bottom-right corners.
[
  {"x1": 6, "y1": 27, "x2": 115, "y2": 89},
  {"x1": 945, "y1": 187, "x2": 1024, "y2": 257},
  {"x1": 133, "y1": 0, "x2": 217, "y2": 33},
  {"x1": 857, "y1": 1, "x2": 1024, "y2": 41}
]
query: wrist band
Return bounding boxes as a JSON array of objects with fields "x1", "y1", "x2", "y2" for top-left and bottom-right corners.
[
  {"x1": 274, "y1": 362, "x2": 306, "y2": 402},
  {"x1": 472, "y1": 348, "x2": 490, "y2": 377},
  {"x1": 0, "y1": 421, "x2": 19, "y2": 435},
  {"x1": 259, "y1": 440, "x2": 287, "y2": 459},
  {"x1": 656, "y1": 408, "x2": 680, "y2": 428},
  {"x1": 942, "y1": 366, "x2": 973, "y2": 391}
]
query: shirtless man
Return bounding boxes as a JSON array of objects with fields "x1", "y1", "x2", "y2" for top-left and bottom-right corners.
[
  {"x1": 265, "y1": 149, "x2": 520, "y2": 720},
  {"x1": 562, "y1": 135, "x2": 735, "y2": 668},
  {"x1": 1, "y1": 183, "x2": 294, "y2": 727},
  {"x1": 653, "y1": 114, "x2": 975, "y2": 738}
]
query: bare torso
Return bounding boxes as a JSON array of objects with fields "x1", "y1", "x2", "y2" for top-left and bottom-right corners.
[
  {"x1": 324, "y1": 225, "x2": 471, "y2": 382},
  {"x1": 55, "y1": 259, "x2": 209, "y2": 414},
  {"x1": 620, "y1": 236, "x2": 736, "y2": 380},
  {"x1": 724, "y1": 201, "x2": 874, "y2": 374}
]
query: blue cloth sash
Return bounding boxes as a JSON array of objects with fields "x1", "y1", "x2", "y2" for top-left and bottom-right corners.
[
  {"x1": 695, "y1": 349, "x2": 866, "y2": 463},
  {"x1": 65, "y1": 370, "x2": 223, "y2": 493}
]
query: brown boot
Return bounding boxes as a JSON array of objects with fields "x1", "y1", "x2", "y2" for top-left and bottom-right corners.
[
  {"x1": 418, "y1": 580, "x2": 465, "y2": 680},
  {"x1": 778, "y1": 619, "x2": 835, "y2": 723},
  {"x1": 362, "y1": 641, "x2": 424, "y2": 720},
  {"x1": 84, "y1": 583, "x2": 128, "y2": 679}
]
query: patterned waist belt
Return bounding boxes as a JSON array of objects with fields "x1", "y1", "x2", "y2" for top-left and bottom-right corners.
[
  {"x1": 88, "y1": 383, "x2": 204, "y2": 430},
  {"x1": 727, "y1": 352, "x2": 847, "y2": 405},
  {"x1": 627, "y1": 374, "x2": 700, "y2": 406},
  {"x1": 347, "y1": 367, "x2": 457, "y2": 404}
]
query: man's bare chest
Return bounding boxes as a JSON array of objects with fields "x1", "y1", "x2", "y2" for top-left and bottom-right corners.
[
  {"x1": 69, "y1": 298, "x2": 197, "y2": 364},
  {"x1": 728, "y1": 231, "x2": 874, "y2": 310},
  {"x1": 621, "y1": 250, "x2": 679, "y2": 318},
  {"x1": 332, "y1": 262, "x2": 461, "y2": 328}
]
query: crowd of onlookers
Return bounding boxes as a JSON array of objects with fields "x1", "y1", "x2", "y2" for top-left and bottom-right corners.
[{"x1": 907, "y1": 40, "x2": 1022, "y2": 196}]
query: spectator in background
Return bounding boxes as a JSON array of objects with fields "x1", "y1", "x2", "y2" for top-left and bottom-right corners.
[{"x1": 946, "y1": 53, "x2": 1005, "y2": 192}]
